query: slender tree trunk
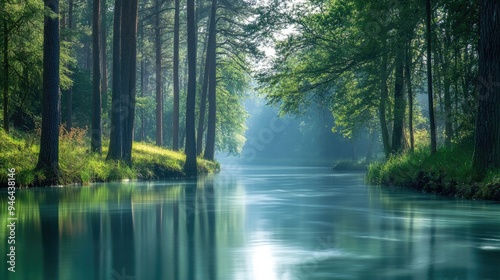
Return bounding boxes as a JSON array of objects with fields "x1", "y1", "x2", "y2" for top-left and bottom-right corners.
[
  {"x1": 65, "y1": 0, "x2": 74, "y2": 130},
  {"x1": 37, "y1": 0, "x2": 61, "y2": 184},
  {"x1": 391, "y1": 39, "x2": 406, "y2": 154},
  {"x1": 3, "y1": 1, "x2": 9, "y2": 133},
  {"x1": 100, "y1": 0, "x2": 108, "y2": 114},
  {"x1": 405, "y1": 39, "x2": 415, "y2": 152},
  {"x1": 155, "y1": 0, "x2": 163, "y2": 146},
  {"x1": 443, "y1": 34, "x2": 453, "y2": 146},
  {"x1": 472, "y1": 0, "x2": 500, "y2": 174},
  {"x1": 426, "y1": 0, "x2": 437, "y2": 154},
  {"x1": 184, "y1": 0, "x2": 197, "y2": 176},
  {"x1": 140, "y1": 23, "x2": 146, "y2": 141},
  {"x1": 172, "y1": 0, "x2": 180, "y2": 150},
  {"x1": 107, "y1": 0, "x2": 123, "y2": 161},
  {"x1": 91, "y1": 0, "x2": 102, "y2": 154},
  {"x1": 379, "y1": 50, "x2": 391, "y2": 158},
  {"x1": 204, "y1": 0, "x2": 217, "y2": 161},
  {"x1": 196, "y1": 32, "x2": 210, "y2": 155}
]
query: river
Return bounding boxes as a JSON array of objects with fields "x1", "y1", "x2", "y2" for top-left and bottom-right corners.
[{"x1": 2, "y1": 166, "x2": 500, "y2": 279}]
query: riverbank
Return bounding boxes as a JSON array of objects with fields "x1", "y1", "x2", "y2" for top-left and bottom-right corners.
[
  {"x1": 0, "y1": 128, "x2": 219, "y2": 188},
  {"x1": 367, "y1": 142, "x2": 500, "y2": 201}
]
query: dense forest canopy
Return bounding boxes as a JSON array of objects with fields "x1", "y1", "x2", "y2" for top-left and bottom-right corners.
[{"x1": 1, "y1": 0, "x2": 500, "y2": 183}]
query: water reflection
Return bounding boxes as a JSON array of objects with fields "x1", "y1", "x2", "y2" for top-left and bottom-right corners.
[{"x1": 1, "y1": 167, "x2": 500, "y2": 279}]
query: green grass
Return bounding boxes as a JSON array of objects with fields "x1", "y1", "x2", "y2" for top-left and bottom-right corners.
[
  {"x1": 366, "y1": 141, "x2": 500, "y2": 200},
  {"x1": 0, "y1": 128, "x2": 219, "y2": 187}
]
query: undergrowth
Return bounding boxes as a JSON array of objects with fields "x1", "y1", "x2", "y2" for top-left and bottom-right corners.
[
  {"x1": 367, "y1": 141, "x2": 500, "y2": 200},
  {"x1": 0, "y1": 128, "x2": 219, "y2": 187}
]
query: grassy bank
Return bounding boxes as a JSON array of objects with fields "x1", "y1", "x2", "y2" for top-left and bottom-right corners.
[
  {"x1": 0, "y1": 128, "x2": 219, "y2": 188},
  {"x1": 367, "y1": 141, "x2": 500, "y2": 201}
]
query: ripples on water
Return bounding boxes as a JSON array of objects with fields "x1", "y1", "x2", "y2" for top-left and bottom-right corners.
[{"x1": 1, "y1": 166, "x2": 500, "y2": 280}]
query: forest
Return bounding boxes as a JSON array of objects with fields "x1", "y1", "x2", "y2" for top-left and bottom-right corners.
[
  {"x1": 1, "y1": 0, "x2": 500, "y2": 200},
  {"x1": 3, "y1": 0, "x2": 500, "y2": 279}
]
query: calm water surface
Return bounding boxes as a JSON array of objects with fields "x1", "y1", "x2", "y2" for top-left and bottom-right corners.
[{"x1": 2, "y1": 166, "x2": 500, "y2": 280}]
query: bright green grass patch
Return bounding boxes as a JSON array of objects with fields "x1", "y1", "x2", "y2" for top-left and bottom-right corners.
[
  {"x1": 366, "y1": 141, "x2": 500, "y2": 200},
  {"x1": 0, "y1": 128, "x2": 219, "y2": 187}
]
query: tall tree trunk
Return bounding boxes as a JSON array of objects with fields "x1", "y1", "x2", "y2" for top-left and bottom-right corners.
[
  {"x1": 91, "y1": 0, "x2": 102, "y2": 154},
  {"x1": 405, "y1": 39, "x2": 415, "y2": 152},
  {"x1": 379, "y1": 50, "x2": 391, "y2": 158},
  {"x1": 155, "y1": 0, "x2": 163, "y2": 146},
  {"x1": 426, "y1": 0, "x2": 437, "y2": 154},
  {"x1": 65, "y1": 0, "x2": 74, "y2": 130},
  {"x1": 443, "y1": 33, "x2": 453, "y2": 146},
  {"x1": 120, "y1": 0, "x2": 139, "y2": 165},
  {"x1": 37, "y1": 0, "x2": 61, "y2": 184},
  {"x1": 473, "y1": 0, "x2": 500, "y2": 174},
  {"x1": 391, "y1": 39, "x2": 406, "y2": 154},
  {"x1": 172, "y1": 0, "x2": 180, "y2": 150},
  {"x1": 140, "y1": 23, "x2": 146, "y2": 141},
  {"x1": 107, "y1": 0, "x2": 123, "y2": 161},
  {"x1": 196, "y1": 32, "x2": 210, "y2": 155},
  {"x1": 3, "y1": 0, "x2": 9, "y2": 133},
  {"x1": 100, "y1": 0, "x2": 108, "y2": 114},
  {"x1": 184, "y1": 0, "x2": 197, "y2": 176},
  {"x1": 204, "y1": 0, "x2": 217, "y2": 161}
]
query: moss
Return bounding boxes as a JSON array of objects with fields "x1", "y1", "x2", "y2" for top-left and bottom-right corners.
[{"x1": 0, "y1": 128, "x2": 219, "y2": 187}]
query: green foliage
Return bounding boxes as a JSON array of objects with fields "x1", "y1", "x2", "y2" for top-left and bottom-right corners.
[
  {"x1": 365, "y1": 141, "x2": 500, "y2": 200},
  {"x1": 0, "y1": 128, "x2": 218, "y2": 187}
]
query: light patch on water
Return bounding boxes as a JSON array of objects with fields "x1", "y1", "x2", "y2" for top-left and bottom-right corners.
[
  {"x1": 357, "y1": 235, "x2": 402, "y2": 242},
  {"x1": 479, "y1": 245, "x2": 500, "y2": 251}
]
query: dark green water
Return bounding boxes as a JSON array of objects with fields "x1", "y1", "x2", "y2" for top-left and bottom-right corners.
[{"x1": 2, "y1": 166, "x2": 500, "y2": 280}]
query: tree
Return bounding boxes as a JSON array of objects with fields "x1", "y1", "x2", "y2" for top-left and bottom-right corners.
[
  {"x1": 107, "y1": 0, "x2": 138, "y2": 165},
  {"x1": 172, "y1": 0, "x2": 180, "y2": 150},
  {"x1": 91, "y1": 0, "x2": 102, "y2": 154},
  {"x1": 120, "y1": 0, "x2": 139, "y2": 164},
  {"x1": 37, "y1": 0, "x2": 61, "y2": 183},
  {"x1": 472, "y1": 0, "x2": 500, "y2": 173},
  {"x1": 184, "y1": 0, "x2": 197, "y2": 176},
  {"x1": 107, "y1": 0, "x2": 123, "y2": 161},
  {"x1": 155, "y1": 0, "x2": 163, "y2": 146},
  {"x1": 426, "y1": 0, "x2": 437, "y2": 154},
  {"x1": 204, "y1": 0, "x2": 217, "y2": 161},
  {"x1": 64, "y1": 0, "x2": 74, "y2": 130}
]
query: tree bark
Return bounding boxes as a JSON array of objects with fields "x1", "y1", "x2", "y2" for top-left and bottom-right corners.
[
  {"x1": 100, "y1": 0, "x2": 108, "y2": 114},
  {"x1": 379, "y1": 50, "x2": 391, "y2": 158},
  {"x1": 155, "y1": 0, "x2": 163, "y2": 146},
  {"x1": 37, "y1": 0, "x2": 61, "y2": 184},
  {"x1": 391, "y1": 39, "x2": 406, "y2": 155},
  {"x1": 65, "y1": 0, "x2": 74, "y2": 130},
  {"x1": 405, "y1": 39, "x2": 415, "y2": 152},
  {"x1": 426, "y1": 0, "x2": 437, "y2": 154},
  {"x1": 204, "y1": 0, "x2": 217, "y2": 161},
  {"x1": 120, "y1": 0, "x2": 139, "y2": 165},
  {"x1": 196, "y1": 31, "x2": 211, "y2": 155},
  {"x1": 443, "y1": 33, "x2": 453, "y2": 146},
  {"x1": 107, "y1": 0, "x2": 123, "y2": 161},
  {"x1": 3, "y1": 0, "x2": 9, "y2": 133},
  {"x1": 472, "y1": 0, "x2": 500, "y2": 174},
  {"x1": 172, "y1": 0, "x2": 180, "y2": 150},
  {"x1": 91, "y1": 0, "x2": 102, "y2": 155},
  {"x1": 184, "y1": 0, "x2": 197, "y2": 176},
  {"x1": 140, "y1": 22, "x2": 146, "y2": 141}
]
